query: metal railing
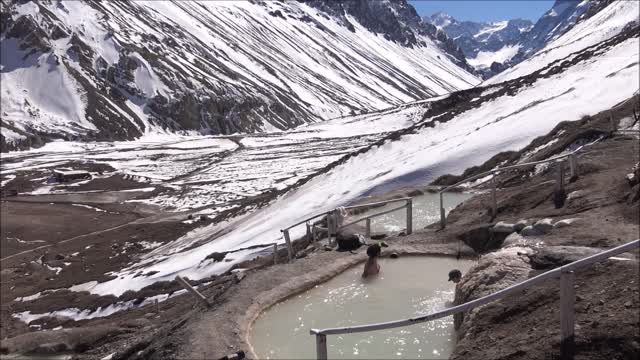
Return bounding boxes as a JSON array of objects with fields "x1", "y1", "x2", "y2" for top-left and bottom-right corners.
[
  {"x1": 438, "y1": 146, "x2": 585, "y2": 228},
  {"x1": 280, "y1": 198, "x2": 413, "y2": 262},
  {"x1": 310, "y1": 239, "x2": 640, "y2": 360}
]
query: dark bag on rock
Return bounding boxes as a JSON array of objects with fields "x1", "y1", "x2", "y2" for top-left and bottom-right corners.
[{"x1": 336, "y1": 233, "x2": 363, "y2": 251}]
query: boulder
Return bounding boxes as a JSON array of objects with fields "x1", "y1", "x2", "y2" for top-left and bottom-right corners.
[
  {"x1": 532, "y1": 218, "x2": 554, "y2": 234},
  {"x1": 492, "y1": 221, "x2": 515, "y2": 233},
  {"x1": 553, "y1": 218, "x2": 580, "y2": 228},
  {"x1": 502, "y1": 232, "x2": 526, "y2": 248},
  {"x1": 514, "y1": 219, "x2": 528, "y2": 232},
  {"x1": 520, "y1": 225, "x2": 544, "y2": 237},
  {"x1": 457, "y1": 224, "x2": 508, "y2": 253}
]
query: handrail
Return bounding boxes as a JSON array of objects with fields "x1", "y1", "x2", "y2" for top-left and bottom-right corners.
[
  {"x1": 310, "y1": 239, "x2": 639, "y2": 359},
  {"x1": 282, "y1": 211, "x2": 333, "y2": 232},
  {"x1": 342, "y1": 197, "x2": 411, "y2": 211},
  {"x1": 280, "y1": 198, "x2": 413, "y2": 262},
  {"x1": 338, "y1": 203, "x2": 407, "y2": 229},
  {"x1": 438, "y1": 142, "x2": 592, "y2": 228}
]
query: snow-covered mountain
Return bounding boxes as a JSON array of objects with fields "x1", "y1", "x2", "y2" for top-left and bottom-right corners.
[
  {"x1": 426, "y1": 0, "x2": 620, "y2": 78},
  {"x1": 0, "y1": 0, "x2": 479, "y2": 151},
  {"x1": 427, "y1": 12, "x2": 533, "y2": 68}
]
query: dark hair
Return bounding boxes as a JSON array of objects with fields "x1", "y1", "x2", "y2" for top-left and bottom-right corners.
[{"x1": 367, "y1": 244, "x2": 381, "y2": 258}]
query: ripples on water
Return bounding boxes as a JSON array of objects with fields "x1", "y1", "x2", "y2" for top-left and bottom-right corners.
[{"x1": 251, "y1": 257, "x2": 475, "y2": 359}]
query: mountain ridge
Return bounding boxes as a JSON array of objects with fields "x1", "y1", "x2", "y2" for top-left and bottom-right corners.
[
  {"x1": 425, "y1": 0, "x2": 616, "y2": 78},
  {"x1": 0, "y1": 0, "x2": 479, "y2": 151}
]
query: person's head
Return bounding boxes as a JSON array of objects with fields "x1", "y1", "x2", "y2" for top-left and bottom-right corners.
[
  {"x1": 367, "y1": 243, "x2": 381, "y2": 258},
  {"x1": 448, "y1": 269, "x2": 462, "y2": 283}
]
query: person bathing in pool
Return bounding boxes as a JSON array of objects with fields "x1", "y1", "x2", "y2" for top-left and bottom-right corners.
[{"x1": 362, "y1": 243, "x2": 382, "y2": 278}]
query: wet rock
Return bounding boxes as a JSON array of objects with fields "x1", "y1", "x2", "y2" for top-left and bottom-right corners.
[
  {"x1": 323, "y1": 245, "x2": 333, "y2": 251},
  {"x1": 624, "y1": 301, "x2": 632, "y2": 308},
  {"x1": 514, "y1": 219, "x2": 528, "y2": 232},
  {"x1": 533, "y1": 218, "x2": 554, "y2": 234},
  {"x1": 390, "y1": 252, "x2": 399, "y2": 259},
  {"x1": 520, "y1": 225, "x2": 544, "y2": 237},
  {"x1": 199, "y1": 215, "x2": 208, "y2": 221}
]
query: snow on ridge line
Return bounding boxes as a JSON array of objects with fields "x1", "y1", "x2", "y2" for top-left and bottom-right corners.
[
  {"x1": 487, "y1": 0, "x2": 640, "y2": 84},
  {"x1": 79, "y1": 35, "x2": 639, "y2": 296}
]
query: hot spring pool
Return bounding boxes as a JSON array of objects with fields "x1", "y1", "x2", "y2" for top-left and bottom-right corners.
[{"x1": 250, "y1": 256, "x2": 475, "y2": 359}]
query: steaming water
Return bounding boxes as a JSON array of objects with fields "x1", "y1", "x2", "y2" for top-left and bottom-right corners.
[{"x1": 251, "y1": 256, "x2": 475, "y2": 359}]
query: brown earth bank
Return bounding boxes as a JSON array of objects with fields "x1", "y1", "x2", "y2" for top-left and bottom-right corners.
[{"x1": 0, "y1": 96, "x2": 638, "y2": 359}]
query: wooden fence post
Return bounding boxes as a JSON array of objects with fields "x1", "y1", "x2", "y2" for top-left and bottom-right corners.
[
  {"x1": 406, "y1": 198, "x2": 413, "y2": 235},
  {"x1": 569, "y1": 154, "x2": 578, "y2": 182},
  {"x1": 315, "y1": 334, "x2": 328, "y2": 360},
  {"x1": 327, "y1": 211, "x2": 336, "y2": 245},
  {"x1": 175, "y1": 276, "x2": 211, "y2": 308},
  {"x1": 491, "y1": 177, "x2": 498, "y2": 218},
  {"x1": 560, "y1": 270, "x2": 576, "y2": 360},
  {"x1": 554, "y1": 161, "x2": 567, "y2": 208},
  {"x1": 365, "y1": 218, "x2": 371, "y2": 238},
  {"x1": 273, "y1": 243, "x2": 278, "y2": 265},
  {"x1": 283, "y1": 229, "x2": 293, "y2": 262},
  {"x1": 609, "y1": 111, "x2": 616, "y2": 134},
  {"x1": 439, "y1": 192, "x2": 446, "y2": 229}
]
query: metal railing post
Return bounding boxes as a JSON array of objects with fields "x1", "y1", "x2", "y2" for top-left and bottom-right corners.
[
  {"x1": 405, "y1": 198, "x2": 413, "y2": 235},
  {"x1": 560, "y1": 270, "x2": 576, "y2": 360},
  {"x1": 315, "y1": 334, "x2": 327, "y2": 360},
  {"x1": 282, "y1": 229, "x2": 293, "y2": 262},
  {"x1": 439, "y1": 192, "x2": 446, "y2": 229},
  {"x1": 365, "y1": 218, "x2": 371, "y2": 238}
]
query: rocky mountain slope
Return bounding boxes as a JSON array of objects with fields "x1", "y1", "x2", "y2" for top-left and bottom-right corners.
[
  {"x1": 0, "y1": 0, "x2": 478, "y2": 151},
  {"x1": 426, "y1": 0, "x2": 621, "y2": 78}
]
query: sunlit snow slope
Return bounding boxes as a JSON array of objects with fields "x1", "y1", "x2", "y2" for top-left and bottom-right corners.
[
  {"x1": 488, "y1": 0, "x2": 639, "y2": 84},
  {"x1": 76, "y1": 23, "x2": 639, "y2": 296},
  {"x1": 0, "y1": 0, "x2": 479, "y2": 150}
]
